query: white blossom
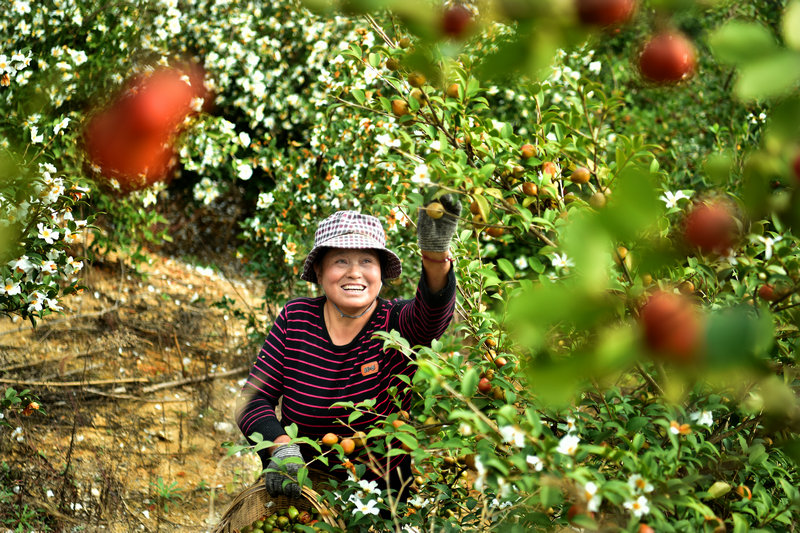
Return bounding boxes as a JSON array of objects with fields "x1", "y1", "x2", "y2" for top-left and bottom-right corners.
[
  {"x1": 623, "y1": 495, "x2": 650, "y2": 518},
  {"x1": 689, "y1": 410, "x2": 713, "y2": 427},
  {"x1": 556, "y1": 434, "x2": 580, "y2": 456}
]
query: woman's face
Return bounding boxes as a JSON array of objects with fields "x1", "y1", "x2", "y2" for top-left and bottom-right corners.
[{"x1": 315, "y1": 248, "x2": 382, "y2": 314}]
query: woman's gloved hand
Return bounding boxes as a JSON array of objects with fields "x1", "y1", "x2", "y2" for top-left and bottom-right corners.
[
  {"x1": 264, "y1": 443, "x2": 306, "y2": 498},
  {"x1": 417, "y1": 194, "x2": 462, "y2": 252}
]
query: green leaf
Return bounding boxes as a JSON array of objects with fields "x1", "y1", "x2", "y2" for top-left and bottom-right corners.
[
  {"x1": 461, "y1": 367, "x2": 479, "y2": 398},
  {"x1": 736, "y1": 50, "x2": 800, "y2": 100},
  {"x1": 706, "y1": 481, "x2": 732, "y2": 499},
  {"x1": 784, "y1": 0, "x2": 800, "y2": 50},
  {"x1": 497, "y1": 258, "x2": 515, "y2": 279},
  {"x1": 351, "y1": 88, "x2": 365, "y2": 105},
  {"x1": 732, "y1": 513, "x2": 749, "y2": 533},
  {"x1": 709, "y1": 21, "x2": 779, "y2": 65}
]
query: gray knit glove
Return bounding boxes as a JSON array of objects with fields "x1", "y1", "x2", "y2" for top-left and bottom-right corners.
[
  {"x1": 264, "y1": 443, "x2": 305, "y2": 498},
  {"x1": 417, "y1": 194, "x2": 462, "y2": 252}
]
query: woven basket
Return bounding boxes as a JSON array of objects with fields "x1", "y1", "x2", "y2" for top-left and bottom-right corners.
[{"x1": 213, "y1": 470, "x2": 345, "y2": 532}]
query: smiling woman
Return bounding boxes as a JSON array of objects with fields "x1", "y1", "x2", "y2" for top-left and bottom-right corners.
[{"x1": 235, "y1": 200, "x2": 461, "y2": 505}]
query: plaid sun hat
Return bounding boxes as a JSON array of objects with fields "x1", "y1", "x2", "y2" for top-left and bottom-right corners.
[{"x1": 301, "y1": 211, "x2": 402, "y2": 284}]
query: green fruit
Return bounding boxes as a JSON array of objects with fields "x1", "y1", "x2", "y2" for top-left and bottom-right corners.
[
  {"x1": 286, "y1": 505, "x2": 299, "y2": 521},
  {"x1": 276, "y1": 516, "x2": 290, "y2": 528}
]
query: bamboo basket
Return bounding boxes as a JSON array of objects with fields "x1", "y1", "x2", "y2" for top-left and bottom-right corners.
[{"x1": 213, "y1": 470, "x2": 345, "y2": 533}]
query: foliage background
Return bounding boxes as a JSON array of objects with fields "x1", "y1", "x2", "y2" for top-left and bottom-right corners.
[{"x1": 2, "y1": 0, "x2": 800, "y2": 530}]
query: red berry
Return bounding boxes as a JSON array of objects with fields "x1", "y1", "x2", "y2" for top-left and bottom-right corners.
[
  {"x1": 640, "y1": 291, "x2": 702, "y2": 363},
  {"x1": 576, "y1": 0, "x2": 636, "y2": 26},
  {"x1": 478, "y1": 377, "x2": 492, "y2": 394},
  {"x1": 441, "y1": 4, "x2": 474, "y2": 39},
  {"x1": 638, "y1": 31, "x2": 696, "y2": 83},
  {"x1": 684, "y1": 201, "x2": 740, "y2": 254},
  {"x1": 793, "y1": 152, "x2": 800, "y2": 182}
]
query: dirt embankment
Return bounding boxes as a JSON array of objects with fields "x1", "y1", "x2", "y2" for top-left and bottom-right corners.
[{"x1": 0, "y1": 248, "x2": 271, "y2": 532}]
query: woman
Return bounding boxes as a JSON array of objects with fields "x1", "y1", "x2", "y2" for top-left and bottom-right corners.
[{"x1": 235, "y1": 196, "x2": 461, "y2": 505}]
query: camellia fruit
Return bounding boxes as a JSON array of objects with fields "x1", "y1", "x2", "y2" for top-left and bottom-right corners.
[
  {"x1": 570, "y1": 167, "x2": 591, "y2": 184},
  {"x1": 339, "y1": 437, "x2": 355, "y2": 455},
  {"x1": 478, "y1": 377, "x2": 492, "y2": 394},
  {"x1": 638, "y1": 525, "x2": 655, "y2": 533},
  {"x1": 589, "y1": 191, "x2": 606, "y2": 208},
  {"x1": 441, "y1": 4, "x2": 474, "y2": 39},
  {"x1": 486, "y1": 226, "x2": 505, "y2": 238},
  {"x1": 426, "y1": 201, "x2": 445, "y2": 219},
  {"x1": 407, "y1": 71, "x2": 426, "y2": 88},
  {"x1": 757, "y1": 283, "x2": 779, "y2": 302},
  {"x1": 684, "y1": 200, "x2": 740, "y2": 255},
  {"x1": 521, "y1": 143, "x2": 536, "y2": 159},
  {"x1": 638, "y1": 31, "x2": 696, "y2": 84},
  {"x1": 639, "y1": 290, "x2": 703, "y2": 363},
  {"x1": 391, "y1": 99, "x2": 410, "y2": 117},
  {"x1": 522, "y1": 182, "x2": 538, "y2": 196},
  {"x1": 576, "y1": 0, "x2": 635, "y2": 26},
  {"x1": 446, "y1": 83, "x2": 460, "y2": 99},
  {"x1": 322, "y1": 433, "x2": 339, "y2": 447},
  {"x1": 386, "y1": 57, "x2": 400, "y2": 71},
  {"x1": 793, "y1": 152, "x2": 800, "y2": 181},
  {"x1": 121, "y1": 67, "x2": 195, "y2": 134},
  {"x1": 542, "y1": 161, "x2": 558, "y2": 176}
]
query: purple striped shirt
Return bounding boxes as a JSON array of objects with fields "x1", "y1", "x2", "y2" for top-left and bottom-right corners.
[{"x1": 236, "y1": 267, "x2": 456, "y2": 480}]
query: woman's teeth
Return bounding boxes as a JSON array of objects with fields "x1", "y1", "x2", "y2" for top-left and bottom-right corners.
[{"x1": 342, "y1": 285, "x2": 365, "y2": 292}]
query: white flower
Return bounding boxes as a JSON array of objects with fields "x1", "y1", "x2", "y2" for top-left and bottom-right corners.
[
  {"x1": 499, "y1": 425, "x2": 526, "y2": 448},
  {"x1": 329, "y1": 176, "x2": 344, "y2": 191},
  {"x1": 514, "y1": 256, "x2": 528, "y2": 270},
  {"x1": 623, "y1": 495, "x2": 650, "y2": 518},
  {"x1": 357, "y1": 479, "x2": 381, "y2": 498},
  {"x1": 236, "y1": 162, "x2": 253, "y2": 181},
  {"x1": 0, "y1": 54, "x2": 16, "y2": 75},
  {"x1": 628, "y1": 474, "x2": 654, "y2": 494},
  {"x1": 1, "y1": 279, "x2": 21, "y2": 296},
  {"x1": 350, "y1": 495, "x2": 380, "y2": 516},
  {"x1": 526, "y1": 455, "x2": 543, "y2": 472},
  {"x1": 53, "y1": 117, "x2": 70, "y2": 135},
  {"x1": 257, "y1": 192, "x2": 275, "y2": 209},
  {"x1": 756, "y1": 234, "x2": 782, "y2": 260},
  {"x1": 9, "y1": 255, "x2": 35, "y2": 275},
  {"x1": 565, "y1": 416, "x2": 577, "y2": 434},
  {"x1": 411, "y1": 163, "x2": 430, "y2": 184},
  {"x1": 238, "y1": 131, "x2": 251, "y2": 146},
  {"x1": 659, "y1": 190, "x2": 690, "y2": 209},
  {"x1": 588, "y1": 61, "x2": 602, "y2": 74},
  {"x1": 37, "y1": 223, "x2": 59, "y2": 244},
  {"x1": 551, "y1": 253, "x2": 574, "y2": 270},
  {"x1": 474, "y1": 456, "x2": 487, "y2": 492},
  {"x1": 583, "y1": 481, "x2": 601, "y2": 512},
  {"x1": 429, "y1": 140, "x2": 441, "y2": 151},
  {"x1": 556, "y1": 434, "x2": 580, "y2": 456},
  {"x1": 30, "y1": 126, "x2": 44, "y2": 144},
  {"x1": 689, "y1": 410, "x2": 713, "y2": 427},
  {"x1": 142, "y1": 189, "x2": 158, "y2": 207}
]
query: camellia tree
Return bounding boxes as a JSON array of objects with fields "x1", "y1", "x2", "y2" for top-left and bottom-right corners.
[{"x1": 2, "y1": 0, "x2": 800, "y2": 530}]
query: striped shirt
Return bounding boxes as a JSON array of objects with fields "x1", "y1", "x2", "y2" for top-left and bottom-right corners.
[{"x1": 236, "y1": 267, "x2": 456, "y2": 482}]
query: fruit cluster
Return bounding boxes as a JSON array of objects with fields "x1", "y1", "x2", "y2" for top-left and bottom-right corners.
[
  {"x1": 240, "y1": 505, "x2": 322, "y2": 533},
  {"x1": 83, "y1": 63, "x2": 210, "y2": 193}
]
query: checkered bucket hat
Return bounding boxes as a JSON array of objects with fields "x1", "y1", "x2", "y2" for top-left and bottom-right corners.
[{"x1": 301, "y1": 211, "x2": 402, "y2": 284}]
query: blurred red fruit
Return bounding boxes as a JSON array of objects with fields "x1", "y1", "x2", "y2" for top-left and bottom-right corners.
[
  {"x1": 640, "y1": 291, "x2": 703, "y2": 363},
  {"x1": 757, "y1": 284, "x2": 779, "y2": 302},
  {"x1": 638, "y1": 525, "x2": 655, "y2": 533},
  {"x1": 441, "y1": 4, "x2": 474, "y2": 39},
  {"x1": 576, "y1": 0, "x2": 635, "y2": 26},
  {"x1": 478, "y1": 377, "x2": 492, "y2": 394},
  {"x1": 684, "y1": 201, "x2": 740, "y2": 254},
  {"x1": 793, "y1": 152, "x2": 800, "y2": 182},
  {"x1": 121, "y1": 68, "x2": 194, "y2": 134},
  {"x1": 638, "y1": 31, "x2": 696, "y2": 83}
]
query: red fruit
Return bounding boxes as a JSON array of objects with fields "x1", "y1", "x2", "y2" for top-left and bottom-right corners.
[
  {"x1": 566, "y1": 504, "x2": 595, "y2": 524},
  {"x1": 478, "y1": 377, "x2": 492, "y2": 394},
  {"x1": 757, "y1": 284, "x2": 779, "y2": 302},
  {"x1": 639, "y1": 291, "x2": 703, "y2": 363},
  {"x1": 122, "y1": 68, "x2": 194, "y2": 134},
  {"x1": 638, "y1": 31, "x2": 696, "y2": 83},
  {"x1": 793, "y1": 152, "x2": 800, "y2": 182},
  {"x1": 84, "y1": 108, "x2": 176, "y2": 192},
  {"x1": 441, "y1": 4, "x2": 474, "y2": 39},
  {"x1": 684, "y1": 201, "x2": 740, "y2": 254},
  {"x1": 638, "y1": 525, "x2": 655, "y2": 533},
  {"x1": 576, "y1": 0, "x2": 636, "y2": 26}
]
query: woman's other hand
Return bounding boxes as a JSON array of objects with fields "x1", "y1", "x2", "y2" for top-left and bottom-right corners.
[{"x1": 264, "y1": 443, "x2": 306, "y2": 498}]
